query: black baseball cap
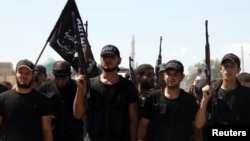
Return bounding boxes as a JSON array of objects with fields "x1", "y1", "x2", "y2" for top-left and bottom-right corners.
[
  {"x1": 163, "y1": 60, "x2": 184, "y2": 74},
  {"x1": 16, "y1": 59, "x2": 35, "y2": 71},
  {"x1": 158, "y1": 63, "x2": 167, "y2": 72},
  {"x1": 100, "y1": 44, "x2": 120, "y2": 57},
  {"x1": 52, "y1": 61, "x2": 71, "y2": 78},
  {"x1": 34, "y1": 65, "x2": 46, "y2": 74},
  {"x1": 221, "y1": 53, "x2": 240, "y2": 67}
]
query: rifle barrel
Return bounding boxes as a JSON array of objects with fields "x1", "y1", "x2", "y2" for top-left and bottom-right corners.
[
  {"x1": 155, "y1": 36, "x2": 163, "y2": 87},
  {"x1": 205, "y1": 20, "x2": 211, "y2": 85}
]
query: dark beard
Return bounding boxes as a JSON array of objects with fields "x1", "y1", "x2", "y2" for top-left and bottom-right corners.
[
  {"x1": 141, "y1": 80, "x2": 154, "y2": 89},
  {"x1": 102, "y1": 66, "x2": 119, "y2": 72},
  {"x1": 16, "y1": 79, "x2": 32, "y2": 88}
]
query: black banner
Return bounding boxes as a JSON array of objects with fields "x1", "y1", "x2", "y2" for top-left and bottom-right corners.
[{"x1": 47, "y1": 0, "x2": 99, "y2": 77}]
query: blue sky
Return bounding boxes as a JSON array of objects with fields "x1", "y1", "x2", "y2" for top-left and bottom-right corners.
[{"x1": 1, "y1": 0, "x2": 250, "y2": 74}]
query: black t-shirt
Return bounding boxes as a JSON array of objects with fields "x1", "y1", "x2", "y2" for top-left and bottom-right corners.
[
  {"x1": 87, "y1": 75, "x2": 139, "y2": 141},
  {"x1": 38, "y1": 79, "x2": 84, "y2": 138},
  {"x1": 209, "y1": 81, "x2": 250, "y2": 124},
  {"x1": 0, "y1": 89, "x2": 51, "y2": 141},
  {"x1": 140, "y1": 89, "x2": 199, "y2": 141}
]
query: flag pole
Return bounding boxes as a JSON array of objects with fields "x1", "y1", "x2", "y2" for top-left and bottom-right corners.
[
  {"x1": 34, "y1": 0, "x2": 65, "y2": 66},
  {"x1": 34, "y1": 41, "x2": 49, "y2": 66}
]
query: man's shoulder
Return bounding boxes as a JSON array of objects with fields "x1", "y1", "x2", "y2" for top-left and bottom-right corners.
[
  {"x1": 239, "y1": 85, "x2": 250, "y2": 90},
  {"x1": 32, "y1": 89, "x2": 49, "y2": 98},
  {"x1": 238, "y1": 85, "x2": 250, "y2": 96},
  {"x1": 0, "y1": 89, "x2": 15, "y2": 97},
  {"x1": 149, "y1": 89, "x2": 161, "y2": 95},
  {"x1": 146, "y1": 89, "x2": 161, "y2": 101},
  {"x1": 178, "y1": 89, "x2": 198, "y2": 104},
  {"x1": 118, "y1": 75, "x2": 133, "y2": 84},
  {"x1": 90, "y1": 75, "x2": 99, "y2": 82},
  {"x1": 39, "y1": 79, "x2": 53, "y2": 87}
]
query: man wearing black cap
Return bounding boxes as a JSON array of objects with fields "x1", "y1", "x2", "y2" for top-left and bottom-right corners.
[
  {"x1": 73, "y1": 44, "x2": 139, "y2": 141},
  {"x1": 137, "y1": 59, "x2": 211, "y2": 141},
  {"x1": 37, "y1": 60, "x2": 84, "y2": 141},
  {"x1": 34, "y1": 64, "x2": 47, "y2": 88},
  {"x1": 207, "y1": 53, "x2": 250, "y2": 125},
  {"x1": 0, "y1": 59, "x2": 53, "y2": 141}
]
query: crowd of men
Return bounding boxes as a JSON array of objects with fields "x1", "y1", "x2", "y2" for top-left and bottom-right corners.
[{"x1": 0, "y1": 44, "x2": 250, "y2": 141}]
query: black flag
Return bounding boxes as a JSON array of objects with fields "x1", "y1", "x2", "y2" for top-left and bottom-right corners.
[{"x1": 47, "y1": 0, "x2": 99, "y2": 77}]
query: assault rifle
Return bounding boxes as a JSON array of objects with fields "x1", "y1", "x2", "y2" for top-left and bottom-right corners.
[
  {"x1": 83, "y1": 21, "x2": 100, "y2": 78},
  {"x1": 155, "y1": 36, "x2": 162, "y2": 86},
  {"x1": 72, "y1": 12, "x2": 90, "y2": 92},
  {"x1": 205, "y1": 20, "x2": 211, "y2": 85},
  {"x1": 129, "y1": 56, "x2": 137, "y2": 86},
  {"x1": 205, "y1": 20, "x2": 215, "y2": 124}
]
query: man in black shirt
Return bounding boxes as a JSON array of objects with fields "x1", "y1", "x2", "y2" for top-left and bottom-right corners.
[
  {"x1": 137, "y1": 59, "x2": 211, "y2": 141},
  {"x1": 0, "y1": 59, "x2": 53, "y2": 141},
  {"x1": 208, "y1": 53, "x2": 250, "y2": 125},
  {"x1": 73, "y1": 44, "x2": 139, "y2": 141},
  {"x1": 38, "y1": 60, "x2": 84, "y2": 141},
  {"x1": 135, "y1": 64, "x2": 155, "y2": 117}
]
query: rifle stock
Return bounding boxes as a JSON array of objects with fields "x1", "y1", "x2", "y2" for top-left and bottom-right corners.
[{"x1": 205, "y1": 20, "x2": 211, "y2": 85}]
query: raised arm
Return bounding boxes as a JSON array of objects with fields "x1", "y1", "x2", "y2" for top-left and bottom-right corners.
[
  {"x1": 73, "y1": 69, "x2": 87, "y2": 119},
  {"x1": 194, "y1": 84, "x2": 212, "y2": 128}
]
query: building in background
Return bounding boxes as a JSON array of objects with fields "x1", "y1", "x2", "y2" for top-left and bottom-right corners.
[{"x1": 0, "y1": 62, "x2": 15, "y2": 85}]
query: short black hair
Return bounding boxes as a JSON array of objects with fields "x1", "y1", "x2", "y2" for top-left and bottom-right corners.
[
  {"x1": 135, "y1": 64, "x2": 154, "y2": 76},
  {"x1": 237, "y1": 72, "x2": 250, "y2": 83}
]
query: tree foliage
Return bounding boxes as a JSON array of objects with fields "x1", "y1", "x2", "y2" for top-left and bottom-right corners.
[{"x1": 185, "y1": 59, "x2": 222, "y2": 87}]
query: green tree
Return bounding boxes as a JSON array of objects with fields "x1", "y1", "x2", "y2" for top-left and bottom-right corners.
[{"x1": 184, "y1": 59, "x2": 221, "y2": 87}]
